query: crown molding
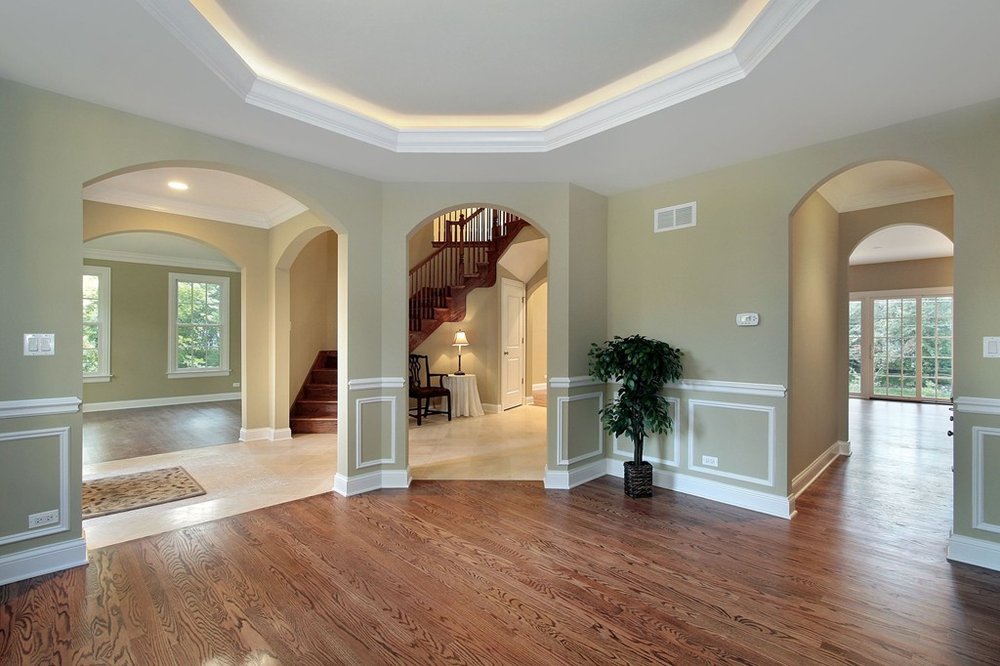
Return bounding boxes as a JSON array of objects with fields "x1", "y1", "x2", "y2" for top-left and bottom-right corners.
[
  {"x1": 83, "y1": 183, "x2": 306, "y2": 229},
  {"x1": 139, "y1": 0, "x2": 818, "y2": 154},
  {"x1": 84, "y1": 248, "x2": 238, "y2": 272}
]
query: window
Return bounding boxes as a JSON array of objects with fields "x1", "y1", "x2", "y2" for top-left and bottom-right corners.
[
  {"x1": 82, "y1": 266, "x2": 111, "y2": 382},
  {"x1": 168, "y1": 273, "x2": 230, "y2": 378}
]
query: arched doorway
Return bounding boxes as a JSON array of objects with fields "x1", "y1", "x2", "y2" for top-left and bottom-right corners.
[{"x1": 404, "y1": 204, "x2": 549, "y2": 480}]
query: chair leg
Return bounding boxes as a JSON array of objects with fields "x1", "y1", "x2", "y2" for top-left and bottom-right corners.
[
  {"x1": 416, "y1": 398, "x2": 423, "y2": 426},
  {"x1": 447, "y1": 394, "x2": 452, "y2": 421}
]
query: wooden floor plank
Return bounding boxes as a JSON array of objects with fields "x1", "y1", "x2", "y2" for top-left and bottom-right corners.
[{"x1": 4, "y1": 400, "x2": 1000, "y2": 664}]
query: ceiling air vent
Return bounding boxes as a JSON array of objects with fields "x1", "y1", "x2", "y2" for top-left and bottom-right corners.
[{"x1": 653, "y1": 201, "x2": 696, "y2": 233}]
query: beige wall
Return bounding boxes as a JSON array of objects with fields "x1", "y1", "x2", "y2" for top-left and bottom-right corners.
[
  {"x1": 849, "y1": 257, "x2": 953, "y2": 293},
  {"x1": 788, "y1": 192, "x2": 841, "y2": 477},
  {"x1": 289, "y1": 230, "x2": 337, "y2": 402},
  {"x1": 526, "y1": 263, "x2": 548, "y2": 388},
  {"x1": 82, "y1": 258, "x2": 241, "y2": 403}
]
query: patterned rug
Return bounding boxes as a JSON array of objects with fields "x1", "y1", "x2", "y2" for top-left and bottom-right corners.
[{"x1": 82, "y1": 466, "x2": 206, "y2": 519}]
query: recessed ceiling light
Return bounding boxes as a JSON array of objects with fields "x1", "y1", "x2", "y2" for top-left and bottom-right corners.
[{"x1": 167, "y1": 180, "x2": 189, "y2": 191}]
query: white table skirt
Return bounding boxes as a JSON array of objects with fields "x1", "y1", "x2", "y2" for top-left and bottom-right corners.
[{"x1": 443, "y1": 374, "x2": 485, "y2": 417}]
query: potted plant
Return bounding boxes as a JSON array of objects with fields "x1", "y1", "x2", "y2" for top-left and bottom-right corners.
[{"x1": 588, "y1": 334, "x2": 683, "y2": 498}]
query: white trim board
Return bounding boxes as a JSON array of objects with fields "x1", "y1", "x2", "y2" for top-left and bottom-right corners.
[
  {"x1": 605, "y1": 460, "x2": 794, "y2": 519},
  {"x1": 544, "y1": 459, "x2": 607, "y2": 490},
  {"x1": 955, "y1": 396, "x2": 1000, "y2": 416},
  {"x1": 239, "y1": 426, "x2": 291, "y2": 443},
  {"x1": 948, "y1": 534, "x2": 1000, "y2": 573},
  {"x1": 83, "y1": 392, "x2": 240, "y2": 413},
  {"x1": 0, "y1": 396, "x2": 81, "y2": 419},
  {"x1": 333, "y1": 469, "x2": 411, "y2": 496},
  {"x1": 348, "y1": 377, "x2": 405, "y2": 391},
  {"x1": 0, "y1": 537, "x2": 88, "y2": 586},
  {"x1": 791, "y1": 441, "x2": 850, "y2": 499},
  {"x1": 549, "y1": 376, "x2": 602, "y2": 389},
  {"x1": 608, "y1": 378, "x2": 787, "y2": 397}
]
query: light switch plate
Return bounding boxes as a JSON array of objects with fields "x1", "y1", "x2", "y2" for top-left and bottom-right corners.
[
  {"x1": 984, "y1": 337, "x2": 1000, "y2": 358},
  {"x1": 736, "y1": 312, "x2": 760, "y2": 327},
  {"x1": 23, "y1": 333, "x2": 55, "y2": 356}
]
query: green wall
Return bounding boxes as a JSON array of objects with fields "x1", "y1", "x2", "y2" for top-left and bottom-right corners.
[{"x1": 82, "y1": 259, "x2": 241, "y2": 404}]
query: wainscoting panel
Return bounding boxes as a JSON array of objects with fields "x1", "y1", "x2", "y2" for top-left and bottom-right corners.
[
  {"x1": 687, "y1": 399, "x2": 775, "y2": 487},
  {"x1": 612, "y1": 396, "x2": 680, "y2": 466},
  {"x1": 556, "y1": 392, "x2": 604, "y2": 465},
  {"x1": 973, "y1": 426, "x2": 1000, "y2": 534},
  {"x1": 356, "y1": 396, "x2": 397, "y2": 469},
  {"x1": 0, "y1": 427, "x2": 70, "y2": 546}
]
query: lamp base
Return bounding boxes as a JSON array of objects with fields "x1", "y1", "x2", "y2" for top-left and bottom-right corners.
[{"x1": 454, "y1": 371, "x2": 466, "y2": 376}]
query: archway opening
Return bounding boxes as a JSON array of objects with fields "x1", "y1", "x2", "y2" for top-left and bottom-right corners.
[{"x1": 405, "y1": 204, "x2": 549, "y2": 480}]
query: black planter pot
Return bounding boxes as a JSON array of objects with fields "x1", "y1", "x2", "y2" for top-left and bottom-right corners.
[{"x1": 623, "y1": 460, "x2": 653, "y2": 498}]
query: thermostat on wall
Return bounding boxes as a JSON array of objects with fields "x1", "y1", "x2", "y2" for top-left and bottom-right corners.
[{"x1": 736, "y1": 313, "x2": 760, "y2": 327}]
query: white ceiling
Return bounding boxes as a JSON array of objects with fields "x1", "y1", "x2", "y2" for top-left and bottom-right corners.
[
  {"x1": 83, "y1": 167, "x2": 306, "y2": 228},
  {"x1": 850, "y1": 225, "x2": 953, "y2": 266},
  {"x1": 2, "y1": 1, "x2": 1000, "y2": 194}
]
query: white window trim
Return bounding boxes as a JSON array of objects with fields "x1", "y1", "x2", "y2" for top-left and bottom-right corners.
[
  {"x1": 168, "y1": 272, "x2": 231, "y2": 379},
  {"x1": 82, "y1": 265, "x2": 111, "y2": 382}
]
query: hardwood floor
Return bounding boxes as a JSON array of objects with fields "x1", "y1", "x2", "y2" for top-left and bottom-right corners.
[
  {"x1": 83, "y1": 401, "x2": 242, "y2": 464},
  {"x1": 3, "y1": 401, "x2": 999, "y2": 664}
]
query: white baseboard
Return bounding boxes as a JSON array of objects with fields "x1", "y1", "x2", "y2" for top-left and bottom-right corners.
[
  {"x1": 83, "y1": 392, "x2": 240, "y2": 413},
  {"x1": 791, "y1": 440, "x2": 848, "y2": 499},
  {"x1": 525, "y1": 395, "x2": 534, "y2": 405},
  {"x1": 605, "y1": 459, "x2": 794, "y2": 519},
  {"x1": 0, "y1": 537, "x2": 88, "y2": 586},
  {"x1": 333, "y1": 469, "x2": 411, "y2": 496},
  {"x1": 948, "y1": 534, "x2": 1000, "y2": 572},
  {"x1": 544, "y1": 458, "x2": 607, "y2": 490},
  {"x1": 271, "y1": 427, "x2": 292, "y2": 442},
  {"x1": 482, "y1": 403, "x2": 501, "y2": 414}
]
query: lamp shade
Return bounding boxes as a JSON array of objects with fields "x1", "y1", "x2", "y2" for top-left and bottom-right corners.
[{"x1": 452, "y1": 330, "x2": 469, "y2": 347}]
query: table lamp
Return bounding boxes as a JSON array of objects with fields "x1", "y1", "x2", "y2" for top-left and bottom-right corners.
[{"x1": 452, "y1": 330, "x2": 469, "y2": 375}]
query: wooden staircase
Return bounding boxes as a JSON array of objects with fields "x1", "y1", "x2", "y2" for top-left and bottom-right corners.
[
  {"x1": 409, "y1": 207, "x2": 528, "y2": 351},
  {"x1": 290, "y1": 350, "x2": 338, "y2": 434}
]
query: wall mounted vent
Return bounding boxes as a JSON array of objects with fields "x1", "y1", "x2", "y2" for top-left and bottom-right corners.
[{"x1": 653, "y1": 202, "x2": 697, "y2": 233}]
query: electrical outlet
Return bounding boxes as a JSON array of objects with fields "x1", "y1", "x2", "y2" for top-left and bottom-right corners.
[
  {"x1": 701, "y1": 455, "x2": 719, "y2": 467},
  {"x1": 232, "y1": 382, "x2": 241, "y2": 388},
  {"x1": 28, "y1": 509, "x2": 59, "y2": 529}
]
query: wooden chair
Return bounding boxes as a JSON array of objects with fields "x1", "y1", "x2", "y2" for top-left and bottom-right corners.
[{"x1": 408, "y1": 354, "x2": 452, "y2": 425}]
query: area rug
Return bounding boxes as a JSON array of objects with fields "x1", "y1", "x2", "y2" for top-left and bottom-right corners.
[{"x1": 82, "y1": 466, "x2": 206, "y2": 519}]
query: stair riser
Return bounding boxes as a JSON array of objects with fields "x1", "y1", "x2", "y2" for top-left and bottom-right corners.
[
  {"x1": 294, "y1": 403, "x2": 338, "y2": 417},
  {"x1": 311, "y1": 369, "x2": 337, "y2": 384},
  {"x1": 304, "y1": 386, "x2": 337, "y2": 400},
  {"x1": 290, "y1": 418, "x2": 337, "y2": 434}
]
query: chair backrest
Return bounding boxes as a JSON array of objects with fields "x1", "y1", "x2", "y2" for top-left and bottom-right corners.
[{"x1": 408, "y1": 354, "x2": 429, "y2": 389}]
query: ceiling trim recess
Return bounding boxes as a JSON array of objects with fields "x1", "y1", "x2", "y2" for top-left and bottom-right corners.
[
  {"x1": 138, "y1": 0, "x2": 818, "y2": 154},
  {"x1": 823, "y1": 183, "x2": 955, "y2": 214},
  {"x1": 84, "y1": 248, "x2": 239, "y2": 273},
  {"x1": 83, "y1": 183, "x2": 307, "y2": 229}
]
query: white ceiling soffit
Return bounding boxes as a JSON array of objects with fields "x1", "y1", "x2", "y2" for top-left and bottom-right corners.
[
  {"x1": 137, "y1": 0, "x2": 818, "y2": 153},
  {"x1": 498, "y1": 238, "x2": 549, "y2": 283},
  {"x1": 850, "y1": 224, "x2": 953, "y2": 266},
  {"x1": 83, "y1": 167, "x2": 307, "y2": 228},
  {"x1": 84, "y1": 231, "x2": 239, "y2": 271},
  {"x1": 817, "y1": 161, "x2": 953, "y2": 213}
]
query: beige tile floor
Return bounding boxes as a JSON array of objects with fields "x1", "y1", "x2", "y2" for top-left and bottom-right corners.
[{"x1": 83, "y1": 404, "x2": 547, "y2": 549}]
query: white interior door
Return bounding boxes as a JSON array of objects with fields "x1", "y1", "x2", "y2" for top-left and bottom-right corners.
[{"x1": 501, "y1": 278, "x2": 525, "y2": 410}]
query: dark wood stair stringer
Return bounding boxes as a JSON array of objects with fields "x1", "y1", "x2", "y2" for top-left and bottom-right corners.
[{"x1": 290, "y1": 350, "x2": 338, "y2": 434}]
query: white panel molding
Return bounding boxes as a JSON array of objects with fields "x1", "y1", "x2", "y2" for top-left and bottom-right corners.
[
  {"x1": 972, "y1": 427, "x2": 1000, "y2": 534},
  {"x1": 549, "y1": 376, "x2": 602, "y2": 389},
  {"x1": 138, "y1": 0, "x2": 816, "y2": 153},
  {"x1": 556, "y1": 392, "x2": 604, "y2": 465},
  {"x1": 605, "y1": 460, "x2": 794, "y2": 519},
  {"x1": 0, "y1": 397, "x2": 81, "y2": 419},
  {"x1": 84, "y1": 392, "x2": 240, "y2": 413},
  {"x1": 0, "y1": 427, "x2": 71, "y2": 546},
  {"x1": 355, "y1": 396, "x2": 397, "y2": 469},
  {"x1": 791, "y1": 441, "x2": 849, "y2": 499},
  {"x1": 543, "y1": 459, "x2": 607, "y2": 490},
  {"x1": 666, "y1": 379, "x2": 787, "y2": 397},
  {"x1": 687, "y1": 399, "x2": 776, "y2": 487},
  {"x1": 84, "y1": 247, "x2": 238, "y2": 272},
  {"x1": 0, "y1": 537, "x2": 88, "y2": 586},
  {"x1": 955, "y1": 396, "x2": 1000, "y2": 415},
  {"x1": 348, "y1": 377, "x2": 405, "y2": 391},
  {"x1": 611, "y1": 396, "x2": 680, "y2": 467},
  {"x1": 947, "y1": 535, "x2": 1000, "y2": 572}
]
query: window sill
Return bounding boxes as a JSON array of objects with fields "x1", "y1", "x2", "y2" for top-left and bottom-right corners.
[
  {"x1": 83, "y1": 374, "x2": 112, "y2": 384},
  {"x1": 167, "y1": 369, "x2": 231, "y2": 380}
]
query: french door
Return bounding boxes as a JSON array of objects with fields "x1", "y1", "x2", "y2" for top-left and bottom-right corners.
[{"x1": 849, "y1": 288, "x2": 952, "y2": 402}]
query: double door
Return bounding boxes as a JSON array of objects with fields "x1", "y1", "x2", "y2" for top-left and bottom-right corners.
[{"x1": 849, "y1": 289, "x2": 952, "y2": 401}]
